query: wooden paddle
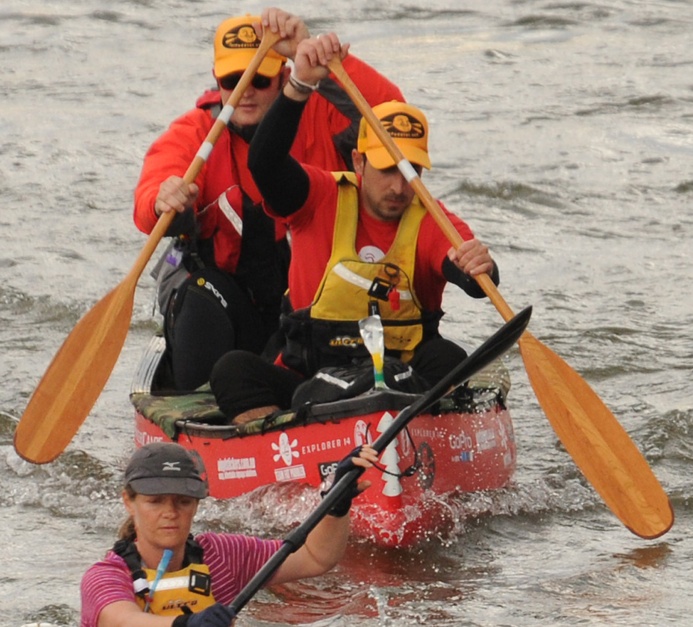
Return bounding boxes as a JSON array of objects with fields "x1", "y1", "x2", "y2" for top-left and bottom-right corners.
[
  {"x1": 327, "y1": 57, "x2": 673, "y2": 539},
  {"x1": 13, "y1": 30, "x2": 281, "y2": 465},
  {"x1": 227, "y1": 307, "x2": 532, "y2": 617}
]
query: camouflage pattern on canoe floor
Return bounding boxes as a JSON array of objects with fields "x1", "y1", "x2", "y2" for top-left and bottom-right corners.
[{"x1": 130, "y1": 361, "x2": 511, "y2": 441}]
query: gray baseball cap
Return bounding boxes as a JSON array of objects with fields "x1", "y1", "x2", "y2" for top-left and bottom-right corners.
[{"x1": 124, "y1": 442, "x2": 208, "y2": 499}]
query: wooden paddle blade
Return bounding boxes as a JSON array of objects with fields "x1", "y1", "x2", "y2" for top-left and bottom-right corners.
[
  {"x1": 13, "y1": 31, "x2": 283, "y2": 464},
  {"x1": 14, "y1": 282, "x2": 134, "y2": 464},
  {"x1": 520, "y1": 332, "x2": 674, "y2": 539}
]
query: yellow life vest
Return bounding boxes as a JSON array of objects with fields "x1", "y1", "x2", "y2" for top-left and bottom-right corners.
[
  {"x1": 113, "y1": 537, "x2": 216, "y2": 617},
  {"x1": 134, "y1": 562, "x2": 216, "y2": 616},
  {"x1": 309, "y1": 172, "x2": 427, "y2": 356}
]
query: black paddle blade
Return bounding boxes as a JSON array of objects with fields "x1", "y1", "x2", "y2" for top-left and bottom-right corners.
[
  {"x1": 227, "y1": 305, "x2": 531, "y2": 616},
  {"x1": 404, "y1": 304, "x2": 532, "y2": 421}
]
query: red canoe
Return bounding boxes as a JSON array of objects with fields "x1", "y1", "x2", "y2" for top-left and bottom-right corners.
[{"x1": 131, "y1": 335, "x2": 516, "y2": 548}]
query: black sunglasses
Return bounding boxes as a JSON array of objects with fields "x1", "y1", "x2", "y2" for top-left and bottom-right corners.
[{"x1": 218, "y1": 73, "x2": 273, "y2": 91}]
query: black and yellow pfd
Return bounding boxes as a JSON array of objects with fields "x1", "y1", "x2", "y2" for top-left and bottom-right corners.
[
  {"x1": 280, "y1": 172, "x2": 442, "y2": 375},
  {"x1": 113, "y1": 537, "x2": 216, "y2": 616}
]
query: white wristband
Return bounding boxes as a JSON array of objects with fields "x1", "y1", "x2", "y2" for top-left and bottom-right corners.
[{"x1": 289, "y1": 68, "x2": 320, "y2": 94}]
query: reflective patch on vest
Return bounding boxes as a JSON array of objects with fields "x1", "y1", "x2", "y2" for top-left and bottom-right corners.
[
  {"x1": 153, "y1": 576, "x2": 190, "y2": 591},
  {"x1": 218, "y1": 189, "x2": 243, "y2": 236},
  {"x1": 314, "y1": 371, "x2": 353, "y2": 389},
  {"x1": 332, "y1": 263, "x2": 413, "y2": 301}
]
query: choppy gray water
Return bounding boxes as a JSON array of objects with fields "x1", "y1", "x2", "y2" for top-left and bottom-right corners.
[{"x1": 1, "y1": 1, "x2": 692, "y2": 625}]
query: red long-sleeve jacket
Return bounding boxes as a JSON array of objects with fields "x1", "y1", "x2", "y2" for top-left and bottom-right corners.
[{"x1": 133, "y1": 54, "x2": 404, "y2": 275}]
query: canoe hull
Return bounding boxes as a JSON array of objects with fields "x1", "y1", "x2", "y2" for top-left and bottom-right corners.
[{"x1": 133, "y1": 387, "x2": 515, "y2": 547}]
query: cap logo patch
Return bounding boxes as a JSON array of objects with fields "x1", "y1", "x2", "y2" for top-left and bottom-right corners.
[
  {"x1": 381, "y1": 113, "x2": 425, "y2": 139},
  {"x1": 162, "y1": 462, "x2": 182, "y2": 472},
  {"x1": 222, "y1": 25, "x2": 259, "y2": 50}
]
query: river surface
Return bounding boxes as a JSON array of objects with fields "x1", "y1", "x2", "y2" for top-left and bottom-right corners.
[{"x1": 2, "y1": 1, "x2": 692, "y2": 625}]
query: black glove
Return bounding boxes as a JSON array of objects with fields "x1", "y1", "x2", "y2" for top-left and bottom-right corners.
[
  {"x1": 320, "y1": 446, "x2": 363, "y2": 517},
  {"x1": 172, "y1": 603, "x2": 236, "y2": 627}
]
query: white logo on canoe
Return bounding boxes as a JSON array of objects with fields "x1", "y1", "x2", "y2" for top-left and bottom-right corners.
[
  {"x1": 272, "y1": 433, "x2": 306, "y2": 482},
  {"x1": 272, "y1": 432, "x2": 299, "y2": 466},
  {"x1": 354, "y1": 420, "x2": 371, "y2": 446}
]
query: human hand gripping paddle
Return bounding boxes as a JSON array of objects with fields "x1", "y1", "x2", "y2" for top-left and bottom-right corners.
[
  {"x1": 13, "y1": 30, "x2": 281, "y2": 465},
  {"x1": 326, "y1": 58, "x2": 673, "y2": 540}
]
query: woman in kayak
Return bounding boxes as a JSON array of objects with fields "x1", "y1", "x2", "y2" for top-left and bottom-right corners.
[{"x1": 80, "y1": 441, "x2": 376, "y2": 626}]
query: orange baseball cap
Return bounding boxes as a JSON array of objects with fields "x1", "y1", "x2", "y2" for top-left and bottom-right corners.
[
  {"x1": 213, "y1": 15, "x2": 287, "y2": 78},
  {"x1": 357, "y1": 101, "x2": 431, "y2": 170}
]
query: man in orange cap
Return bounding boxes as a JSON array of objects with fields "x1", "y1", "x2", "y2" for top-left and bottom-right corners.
[
  {"x1": 133, "y1": 9, "x2": 403, "y2": 392},
  {"x1": 209, "y1": 34, "x2": 500, "y2": 424}
]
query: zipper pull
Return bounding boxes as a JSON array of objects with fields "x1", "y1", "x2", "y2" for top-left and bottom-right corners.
[{"x1": 388, "y1": 288, "x2": 400, "y2": 311}]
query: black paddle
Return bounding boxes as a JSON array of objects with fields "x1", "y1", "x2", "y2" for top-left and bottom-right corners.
[{"x1": 227, "y1": 305, "x2": 532, "y2": 617}]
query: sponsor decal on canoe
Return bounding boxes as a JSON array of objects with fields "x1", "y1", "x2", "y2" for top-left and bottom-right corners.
[
  {"x1": 449, "y1": 431, "x2": 475, "y2": 463},
  {"x1": 496, "y1": 416, "x2": 510, "y2": 450},
  {"x1": 318, "y1": 461, "x2": 339, "y2": 482},
  {"x1": 449, "y1": 432, "x2": 474, "y2": 450},
  {"x1": 217, "y1": 456, "x2": 258, "y2": 480},
  {"x1": 275, "y1": 465, "x2": 307, "y2": 481},
  {"x1": 377, "y1": 412, "x2": 403, "y2": 498},
  {"x1": 417, "y1": 442, "x2": 435, "y2": 490},
  {"x1": 272, "y1": 432, "x2": 306, "y2": 482},
  {"x1": 409, "y1": 426, "x2": 444, "y2": 440},
  {"x1": 134, "y1": 428, "x2": 164, "y2": 447},
  {"x1": 272, "y1": 432, "x2": 299, "y2": 465},
  {"x1": 476, "y1": 428, "x2": 497, "y2": 452},
  {"x1": 354, "y1": 419, "x2": 371, "y2": 446},
  {"x1": 300, "y1": 437, "x2": 351, "y2": 456}
]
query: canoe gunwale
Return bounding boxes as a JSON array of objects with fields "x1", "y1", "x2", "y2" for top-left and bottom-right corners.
[{"x1": 130, "y1": 331, "x2": 511, "y2": 441}]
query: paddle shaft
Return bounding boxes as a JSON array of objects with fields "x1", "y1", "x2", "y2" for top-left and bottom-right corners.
[
  {"x1": 13, "y1": 31, "x2": 281, "y2": 464},
  {"x1": 228, "y1": 307, "x2": 531, "y2": 616},
  {"x1": 327, "y1": 60, "x2": 508, "y2": 312},
  {"x1": 327, "y1": 57, "x2": 673, "y2": 539}
]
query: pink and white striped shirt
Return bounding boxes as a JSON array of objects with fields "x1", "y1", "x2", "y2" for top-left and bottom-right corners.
[{"x1": 80, "y1": 532, "x2": 282, "y2": 626}]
